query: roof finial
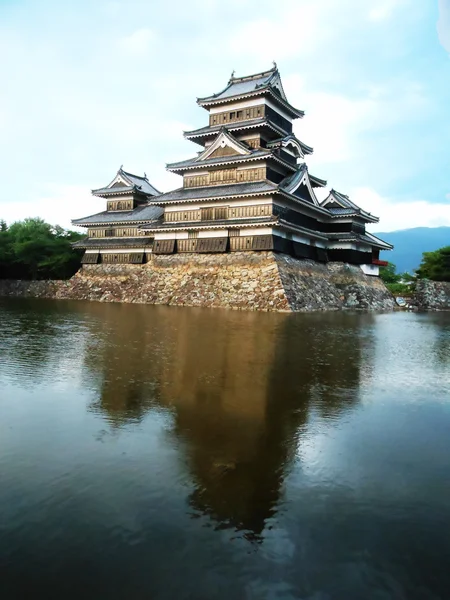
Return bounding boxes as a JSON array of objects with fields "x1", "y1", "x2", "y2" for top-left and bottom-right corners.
[
  {"x1": 231, "y1": 69, "x2": 235, "y2": 79},
  {"x1": 272, "y1": 60, "x2": 277, "y2": 70},
  {"x1": 144, "y1": 172, "x2": 147, "y2": 178},
  {"x1": 119, "y1": 164, "x2": 123, "y2": 171}
]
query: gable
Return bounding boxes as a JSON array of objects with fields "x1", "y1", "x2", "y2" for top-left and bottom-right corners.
[
  {"x1": 293, "y1": 182, "x2": 315, "y2": 204},
  {"x1": 269, "y1": 73, "x2": 288, "y2": 102},
  {"x1": 197, "y1": 130, "x2": 251, "y2": 162},
  {"x1": 111, "y1": 180, "x2": 128, "y2": 188},
  {"x1": 207, "y1": 145, "x2": 241, "y2": 159}
]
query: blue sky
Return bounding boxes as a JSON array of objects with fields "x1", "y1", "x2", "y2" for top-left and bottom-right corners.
[{"x1": 0, "y1": 0, "x2": 449, "y2": 232}]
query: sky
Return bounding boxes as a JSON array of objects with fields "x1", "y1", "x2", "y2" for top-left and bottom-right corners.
[{"x1": 0, "y1": 0, "x2": 449, "y2": 233}]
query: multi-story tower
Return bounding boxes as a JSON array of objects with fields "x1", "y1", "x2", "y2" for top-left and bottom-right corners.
[
  {"x1": 72, "y1": 167, "x2": 163, "y2": 264},
  {"x1": 73, "y1": 65, "x2": 392, "y2": 274}
]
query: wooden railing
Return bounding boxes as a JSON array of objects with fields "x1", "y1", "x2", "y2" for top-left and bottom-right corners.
[
  {"x1": 164, "y1": 204, "x2": 273, "y2": 223},
  {"x1": 209, "y1": 105, "x2": 265, "y2": 126},
  {"x1": 184, "y1": 167, "x2": 266, "y2": 188},
  {"x1": 372, "y1": 259, "x2": 388, "y2": 266}
]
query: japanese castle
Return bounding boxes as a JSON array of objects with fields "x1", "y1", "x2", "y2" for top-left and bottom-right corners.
[{"x1": 73, "y1": 65, "x2": 392, "y2": 275}]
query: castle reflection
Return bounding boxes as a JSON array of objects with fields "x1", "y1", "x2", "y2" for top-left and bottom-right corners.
[{"x1": 83, "y1": 303, "x2": 375, "y2": 537}]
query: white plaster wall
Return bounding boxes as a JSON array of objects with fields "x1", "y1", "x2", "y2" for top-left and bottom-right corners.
[
  {"x1": 155, "y1": 232, "x2": 189, "y2": 240},
  {"x1": 98, "y1": 248, "x2": 146, "y2": 254},
  {"x1": 239, "y1": 227, "x2": 273, "y2": 236},
  {"x1": 360, "y1": 264, "x2": 379, "y2": 276},
  {"x1": 209, "y1": 98, "x2": 264, "y2": 113},
  {"x1": 198, "y1": 229, "x2": 228, "y2": 238}
]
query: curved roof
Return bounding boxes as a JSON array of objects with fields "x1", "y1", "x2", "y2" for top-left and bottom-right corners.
[
  {"x1": 72, "y1": 204, "x2": 163, "y2": 226},
  {"x1": 197, "y1": 66, "x2": 304, "y2": 118},
  {"x1": 321, "y1": 189, "x2": 378, "y2": 223},
  {"x1": 92, "y1": 167, "x2": 160, "y2": 198}
]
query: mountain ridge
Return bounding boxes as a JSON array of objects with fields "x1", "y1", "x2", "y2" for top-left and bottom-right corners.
[{"x1": 376, "y1": 226, "x2": 450, "y2": 273}]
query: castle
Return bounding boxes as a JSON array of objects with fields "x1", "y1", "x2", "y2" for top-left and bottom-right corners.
[{"x1": 73, "y1": 65, "x2": 391, "y2": 276}]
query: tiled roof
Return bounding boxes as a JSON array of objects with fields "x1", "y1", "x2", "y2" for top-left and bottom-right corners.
[
  {"x1": 92, "y1": 168, "x2": 160, "y2": 197},
  {"x1": 197, "y1": 67, "x2": 304, "y2": 117},
  {"x1": 167, "y1": 149, "x2": 271, "y2": 171},
  {"x1": 72, "y1": 204, "x2": 163, "y2": 226},
  {"x1": 328, "y1": 231, "x2": 393, "y2": 249},
  {"x1": 140, "y1": 216, "x2": 277, "y2": 231},
  {"x1": 321, "y1": 190, "x2": 378, "y2": 223},
  {"x1": 266, "y1": 134, "x2": 314, "y2": 156},
  {"x1": 73, "y1": 237, "x2": 154, "y2": 248},
  {"x1": 154, "y1": 181, "x2": 279, "y2": 203},
  {"x1": 184, "y1": 118, "x2": 279, "y2": 138},
  {"x1": 122, "y1": 169, "x2": 160, "y2": 196},
  {"x1": 198, "y1": 69, "x2": 277, "y2": 103},
  {"x1": 327, "y1": 207, "x2": 357, "y2": 215}
]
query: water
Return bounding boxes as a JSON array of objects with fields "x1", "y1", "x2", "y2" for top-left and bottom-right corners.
[{"x1": 0, "y1": 298, "x2": 449, "y2": 600}]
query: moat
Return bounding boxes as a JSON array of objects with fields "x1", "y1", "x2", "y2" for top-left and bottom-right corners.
[{"x1": 1, "y1": 298, "x2": 449, "y2": 599}]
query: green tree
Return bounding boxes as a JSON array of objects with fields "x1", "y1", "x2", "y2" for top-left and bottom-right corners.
[
  {"x1": 416, "y1": 246, "x2": 450, "y2": 282},
  {"x1": 0, "y1": 218, "x2": 84, "y2": 280},
  {"x1": 379, "y1": 261, "x2": 400, "y2": 284},
  {"x1": 0, "y1": 220, "x2": 13, "y2": 277}
]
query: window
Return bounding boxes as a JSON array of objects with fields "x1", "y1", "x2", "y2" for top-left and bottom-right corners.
[
  {"x1": 229, "y1": 229, "x2": 240, "y2": 237},
  {"x1": 237, "y1": 110, "x2": 243, "y2": 119},
  {"x1": 188, "y1": 231, "x2": 199, "y2": 239},
  {"x1": 229, "y1": 112, "x2": 235, "y2": 120},
  {"x1": 215, "y1": 207, "x2": 228, "y2": 220}
]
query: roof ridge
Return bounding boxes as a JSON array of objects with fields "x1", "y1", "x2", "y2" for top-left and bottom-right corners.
[
  {"x1": 121, "y1": 168, "x2": 147, "y2": 180},
  {"x1": 229, "y1": 65, "x2": 277, "y2": 84}
]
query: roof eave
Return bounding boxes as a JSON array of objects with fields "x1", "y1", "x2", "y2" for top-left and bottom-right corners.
[
  {"x1": 309, "y1": 175, "x2": 327, "y2": 188},
  {"x1": 166, "y1": 152, "x2": 272, "y2": 173},
  {"x1": 197, "y1": 88, "x2": 304, "y2": 118},
  {"x1": 152, "y1": 189, "x2": 276, "y2": 206}
]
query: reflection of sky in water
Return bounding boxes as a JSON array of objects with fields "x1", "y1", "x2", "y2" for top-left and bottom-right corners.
[{"x1": 1, "y1": 299, "x2": 450, "y2": 599}]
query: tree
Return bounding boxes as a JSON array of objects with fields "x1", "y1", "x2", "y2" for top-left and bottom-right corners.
[
  {"x1": 379, "y1": 261, "x2": 400, "y2": 284},
  {"x1": 0, "y1": 218, "x2": 84, "y2": 280},
  {"x1": 0, "y1": 220, "x2": 13, "y2": 277},
  {"x1": 416, "y1": 246, "x2": 450, "y2": 282}
]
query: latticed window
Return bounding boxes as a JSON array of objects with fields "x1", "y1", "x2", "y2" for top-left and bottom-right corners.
[
  {"x1": 215, "y1": 207, "x2": 228, "y2": 220},
  {"x1": 188, "y1": 231, "x2": 199, "y2": 239},
  {"x1": 229, "y1": 229, "x2": 240, "y2": 237}
]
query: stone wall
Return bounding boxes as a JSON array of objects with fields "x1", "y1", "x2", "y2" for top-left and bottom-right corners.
[
  {"x1": 415, "y1": 279, "x2": 450, "y2": 310},
  {"x1": 0, "y1": 252, "x2": 395, "y2": 312}
]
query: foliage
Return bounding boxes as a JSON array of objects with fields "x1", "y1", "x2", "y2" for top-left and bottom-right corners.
[
  {"x1": 380, "y1": 262, "x2": 416, "y2": 296},
  {"x1": 416, "y1": 246, "x2": 450, "y2": 282},
  {"x1": 379, "y1": 262, "x2": 400, "y2": 284},
  {"x1": 385, "y1": 282, "x2": 414, "y2": 296},
  {"x1": 0, "y1": 218, "x2": 84, "y2": 280}
]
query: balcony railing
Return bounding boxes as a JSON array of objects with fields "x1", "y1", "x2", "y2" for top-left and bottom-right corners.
[{"x1": 372, "y1": 259, "x2": 389, "y2": 267}]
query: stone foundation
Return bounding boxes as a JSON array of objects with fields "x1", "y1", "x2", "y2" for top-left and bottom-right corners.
[
  {"x1": 0, "y1": 252, "x2": 395, "y2": 312},
  {"x1": 415, "y1": 279, "x2": 450, "y2": 310}
]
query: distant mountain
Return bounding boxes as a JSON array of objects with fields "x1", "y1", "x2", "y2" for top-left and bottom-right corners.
[{"x1": 377, "y1": 227, "x2": 450, "y2": 273}]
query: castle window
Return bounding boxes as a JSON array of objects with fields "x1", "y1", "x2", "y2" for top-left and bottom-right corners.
[
  {"x1": 237, "y1": 110, "x2": 243, "y2": 119},
  {"x1": 229, "y1": 112, "x2": 235, "y2": 120}
]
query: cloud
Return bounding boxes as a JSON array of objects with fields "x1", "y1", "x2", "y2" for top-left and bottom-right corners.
[
  {"x1": 228, "y1": 4, "x2": 325, "y2": 60},
  {"x1": 286, "y1": 75, "x2": 428, "y2": 166},
  {"x1": 118, "y1": 28, "x2": 155, "y2": 56},
  {"x1": 368, "y1": 0, "x2": 405, "y2": 21},
  {"x1": 354, "y1": 187, "x2": 450, "y2": 232},
  {"x1": 437, "y1": 0, "x2": 450, "y2": 52},
  {"x1": 2, "y1": 186, "x2": 100, "y2": 230}
]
